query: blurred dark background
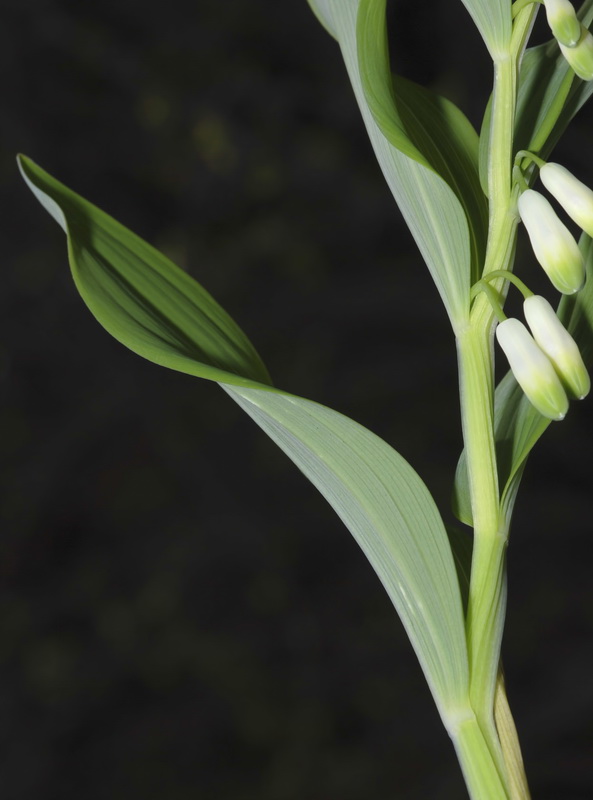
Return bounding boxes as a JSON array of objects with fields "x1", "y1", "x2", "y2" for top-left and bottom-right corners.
[{"x1": 1, "y1": 1, "x2": 592, "y2": 797}]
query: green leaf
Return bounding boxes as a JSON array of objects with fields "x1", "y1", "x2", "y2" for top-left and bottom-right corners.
[
  {"x1": 20, "y1": 154, "x2": 469, "y2": 717},
  {"x1": 319, "y1": 0, "x2": 469, "y2": 328},
  {"x1": 514, "y1": 4, "x2": 593, "y2": 157},
  {"x1": 18, "y1": 155, "x2": 273, "y2": 391},
  {"x1": 458, "y1": 0, "x2": 512, "y2": 58},
  {"x1": 226, "y1": 385, "x2": 470, "y2": 712},
  {"x1": 306, "y1": 0, "x2": 337, "y2": 38},
  {"x1": 453, "y1": 235, "x2": 593, "y2": 528},
  {"x1": 357, "y1": 0, "x2": 487, "y2": 284}
]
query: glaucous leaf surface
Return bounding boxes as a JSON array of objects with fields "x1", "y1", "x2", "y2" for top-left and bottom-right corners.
[
  {"x1": 306, "y1": 0, "x2": 337, "y2": 38},
  {"x1": 308, "y1": 0, "x2": 472, "y2": 328},
  {"x1": 357, "y1": 0, "x2": 487, "y2": 283},
  {"x1": 20, "y1": 155, "x2": 469, "y2": 715},
  {"x1": 458, "y1": 0, "x2": 512, "y2": 59},
  {"x1": 226, "y1": 386, "x2": 470, "y2": 712}
]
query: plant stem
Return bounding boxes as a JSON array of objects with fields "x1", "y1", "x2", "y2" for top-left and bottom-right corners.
[
  {"x1": 452, "y1": 714, "x2": 512, "y2": 799},
  {"x1": 457, "y1": 49, "x2": 524, "y2": 795},
  {"x1": 495, "y1": 670, "x2": 532, "y2": 799},
  {"x1": 465, "y1": 49, "x2": 515, "y2": 723},
  {"x1": 457, "y1": 327, "x2": 508, "y2": 782},
  {"x1": 455, "y1": 8, "x2": 544, "y2": 793}
]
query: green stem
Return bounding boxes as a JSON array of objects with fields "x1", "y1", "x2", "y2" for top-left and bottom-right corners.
[
  {"x1": 457, "y1": 49, "x2": 525, "y2": 794},
  {"x1": 457, "y1": 329, "x2": 505, "y2": 718},
  {"x1": 479, "y1": 269, "x2": 534, "y2": 299},
  {"x1": 452, "y1": 714, "x2": 511, "y2": 799}
]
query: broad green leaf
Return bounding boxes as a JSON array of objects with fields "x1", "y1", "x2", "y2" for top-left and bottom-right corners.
[
  {"x1": 514, "y1": 3, "x2": 593, "y2": 157},
  {"x1": 325, "y1": 0, "x2": 472, "y2": 328},
  {"x1": 358, "y1": 0, "x2": 487, "y2": 283},
  {"x1": 18, "y1": 156, "x2": 272, "y2": 391},
  {"x1": 458, "y1": 0, "x2": 512, "y2": 59},
  {"x1": 226, "y1": 386, "x2": 470, "y2": 711},
  {"x1": 453, "y1": 236, "x2": 593, "y2": 528},
  {"x1": 21, "y1": 155, "x2": 470, "y2": 715}
]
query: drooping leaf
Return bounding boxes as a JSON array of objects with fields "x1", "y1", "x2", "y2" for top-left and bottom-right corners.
[
  {"x1": 458, "y1": 0, "x2": 512, "y2": 59},
  {"x1": 453, "y1": 235, "x2": 593, "y2": 528},
  {"x1": 357, "y1": 0, "x2": 487, "y2": 283},
  {"x1": 18, "y1": 156, "x2": 273, "y2": 391},
  {"x1": 322, "y1": 0, "x2": 473, "y2": 328},
  {"x1": 20, "y1": 154, "x2": 470, "y2": 716},
  {"x1": 514, "y1": 3, "x2": 593, "y2": 157}
]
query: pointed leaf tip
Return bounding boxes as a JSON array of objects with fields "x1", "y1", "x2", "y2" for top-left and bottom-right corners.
[{"x1": 17, "y1": 155, "x2": 274, "y2": 390}]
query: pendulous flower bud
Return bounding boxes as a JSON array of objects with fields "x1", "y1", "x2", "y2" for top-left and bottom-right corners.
[
  {"x1": 545, "y1": 0, "x2": 581, "y2": 47},
  {"x1": 559, "y1": 25, "x2": 593, "y2": 81},
  {"x1": 496, "y1": 318, "x2": 569, "y2": 420},
  {"x1": 523, "y1": 295, "x2": 591, "y2": 399},
  {"x1": 539, "y1": 162, "x2": 593, "y2": 239},
  {"x1": 517, "y1": 189, "x2": 585, "y2": 294}
]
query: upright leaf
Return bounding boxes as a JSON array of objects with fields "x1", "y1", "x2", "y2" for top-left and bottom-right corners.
[
  {"x1": 318, "y1": 0, "x2": 472, "y2": 328},
  {"x1": 358, "y1": 0, "x2": 487, "y2": 283},
  {"x1": 20, "y1": 155, "x2": 470, "y2": 718},
  {"x1": 226, "y1": 386, "x2": 470, "y2": 712},
  {"x1": 458, "y1": 0, "x2": 512, "y2": 58}
]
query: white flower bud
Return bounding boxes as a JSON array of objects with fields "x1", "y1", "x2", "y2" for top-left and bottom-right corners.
[
  {"x1": 523, "y1": 295, "x2": 591, "y2": 399},
  {"x1": 539, "y1": 162, "x2": 593, "y2": 239},
  {"x1": 496, "y1": 318, "x2": 569, "y2": 420},
  {"x1": 518, "y1": 190, "x2": 585, "y2": 294},
  {"x1": 559, "y1": 25, "x2": 593, "y2": 81},
  {"x1": 545, "y1": 0, "x2": 581, "y2": 47}
]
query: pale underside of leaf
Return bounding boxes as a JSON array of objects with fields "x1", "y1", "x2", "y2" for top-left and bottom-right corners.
[
  {"x1": 226, "y1": 385, "x2": 469, "y2": 713},
  {"x1": 20, "y1": 152, "x2": 470, "y2": 719},
  {"x1": 458, "y1": 0, "x2": 512, "y2": 59},
  {"x1": 357, "y1": 0, "x2": 487, "y2": 285},
  {"x1": 327, "y1": 0, "x2": 471, "y2": 329}
]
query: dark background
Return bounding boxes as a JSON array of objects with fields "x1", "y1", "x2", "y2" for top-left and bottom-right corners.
[{"x1": 1, "y1": 1, "x2": 592, "y2": 798}]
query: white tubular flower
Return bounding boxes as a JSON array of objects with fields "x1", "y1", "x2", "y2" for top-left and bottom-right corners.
[
  {"x1": 496, "y1": 318, "x2": 569, "y2": 420},
  {"x1": 545, "y1": 0, "x2": 581, "y2": 47},
  {"x1": 524, "y1": 295, "x2": 591, "y2": 399},
  {"x1": 517, "y1": 189, "x2": 585, "y2": 294},
  {"x1": 559, "y1": 25, "x2": 593, "y2": 80},
  {"x1": 539, "y1": 162, "x2": 593, "y2": 239}
]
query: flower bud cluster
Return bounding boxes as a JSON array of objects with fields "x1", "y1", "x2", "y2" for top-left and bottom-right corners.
[
  {"x1": 496, "y1": 297, "x2": 590, "y2": 420},
  {"x1": 545, "y1": 0, "x2": 593, "y2": 80},
  {"x1": 517, "y1": 163, "x2": 593, "y2": 295},
  {"x1": 503, "y1": 159, "x2": 593, "y2": 418}
]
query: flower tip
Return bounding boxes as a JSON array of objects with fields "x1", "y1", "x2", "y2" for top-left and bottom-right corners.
[
  {"x1": 559, "y1": 25, "x2": 593, "y2": 81},
  {"x1": 496, "y1": 317, "x2": 570, "y2": 420},
  {"x1": 545, "y1": 0, "x2": 581, "y2": 47},
  {"x1": 518, "y1": 189, "x2": 585, "y2": 293},
  {"x1": 539, "y1": 162, "x2": 593, "y2": 240}
]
